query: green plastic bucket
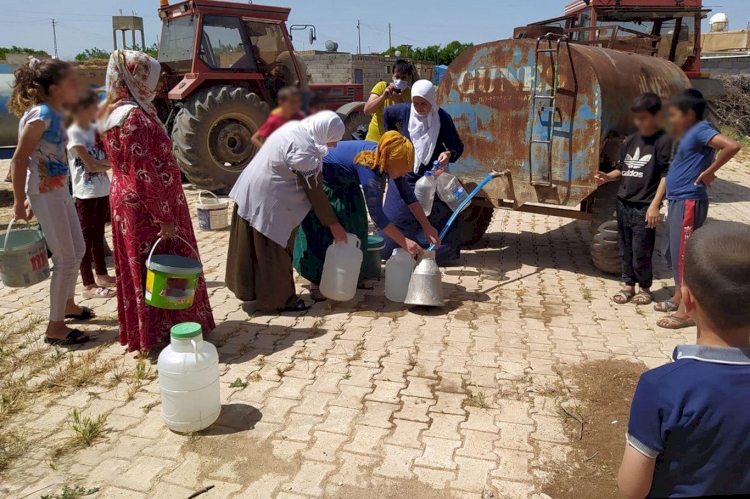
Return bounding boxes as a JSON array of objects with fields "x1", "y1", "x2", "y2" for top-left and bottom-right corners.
[
  {"x1": 145, "y1": 236, "x2": 202, "y2": 310},
  {"x1": 0, "y1": 219, "x2": 50, "y2": 288},
  {"x1": 362, "y1": 235, "x2": 385, "y2": 280}
]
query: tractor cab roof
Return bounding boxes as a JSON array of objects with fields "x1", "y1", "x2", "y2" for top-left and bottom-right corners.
[{"x1": 159, "y1": 0, "x2": 291, "y2": 22}]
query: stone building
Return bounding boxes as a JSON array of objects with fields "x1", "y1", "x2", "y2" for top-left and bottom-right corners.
[{"x1": 297, "y1": 51, "x2": 435, "y2": 93}]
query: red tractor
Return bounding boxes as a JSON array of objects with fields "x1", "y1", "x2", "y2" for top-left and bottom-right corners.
[{"x1": 156, "y1": 0, "x2": 367, "y2": 192}]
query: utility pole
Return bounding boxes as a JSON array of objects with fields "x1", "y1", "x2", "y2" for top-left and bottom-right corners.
[
  {"x1": 388, "y1": 23, "x2": 392, "y2": 55},
  {"x1": 357, "y1": 20, "x2": 361, "y2": 55},
  {"x1": 51, "y1": 19, "x2": 59, "y2": 59}
]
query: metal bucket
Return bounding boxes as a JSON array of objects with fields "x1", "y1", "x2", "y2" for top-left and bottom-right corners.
[
  {"x1": 0, "y1": 219, "x2": 50, "y2": 288},
  {"x1": 404, "y1": 250, "x2": 444, "y2": 307},
  {"x1": 196, "y1": 191, "x2": 229, "y2": 231}
]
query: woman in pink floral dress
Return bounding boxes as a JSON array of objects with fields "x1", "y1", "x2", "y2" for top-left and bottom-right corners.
[{"x1": 98, "y1": 50, "x2": 214, "y2": 353}]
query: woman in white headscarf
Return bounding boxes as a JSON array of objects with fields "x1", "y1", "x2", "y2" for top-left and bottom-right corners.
[
  {"x1": 226, "y1": 110, "x2": 347, "y2": 313},
  {"x1": 381, "y1": 80, "x2": 465, "y2": 265}
]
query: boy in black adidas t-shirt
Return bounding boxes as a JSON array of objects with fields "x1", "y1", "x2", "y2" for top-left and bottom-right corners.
[{"x1": 596, "y1": 93, "x2": 673, "y2": 305}]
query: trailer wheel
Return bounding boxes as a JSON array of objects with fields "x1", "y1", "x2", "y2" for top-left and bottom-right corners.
[
  {"x1": 591, "y1": 220, "x2": 621, "y2": 275},
  {"x1": 459, "y1": 203, "x2": 495, "y2": 247},
  {"x1": 588, "y1": 180, "x2": 620, "y2": 274},
  {"x1": 172, "y1": 85, "x2": 270, "y2": 193}
]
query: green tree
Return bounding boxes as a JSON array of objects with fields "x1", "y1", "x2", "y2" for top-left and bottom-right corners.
[
  {"x1": 75, "y1": 43, "x2": 159, "y2": 62},
  {"x1": 382, "y1": 41, "x2": 473, "y2": 66},
  {"x1": 0, "y1": 46, "x2": 49, "y2": 60},
  {"x1": 75, "y1": 47, "x2": 111, "y2": 61}
]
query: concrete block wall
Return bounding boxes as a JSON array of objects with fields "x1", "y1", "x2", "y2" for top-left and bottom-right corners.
[
  {"x1": 297, "y1": 51, "x2": 435, "y2": 94},
  {"x1": 702, "y1": 56, "x2": 750, "y2": 75}
]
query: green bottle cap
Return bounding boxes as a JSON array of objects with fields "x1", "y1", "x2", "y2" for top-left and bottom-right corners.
[{"x1": 170, "y1": 322, "x2": 202, "y2": 340}]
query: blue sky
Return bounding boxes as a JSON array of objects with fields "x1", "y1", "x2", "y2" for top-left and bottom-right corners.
[{"x1": 1, "y1": 0, "x2": 749, "y2": 60}]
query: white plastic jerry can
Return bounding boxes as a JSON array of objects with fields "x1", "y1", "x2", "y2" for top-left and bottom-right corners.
[
  {"x1": 158, "y1": 322, "x2": 221, "y2": 432},
  {"x1": 385, "y1": 248, "x2": 414, "y2": 303},
  {"x1": 319, "y1": 233, "x2": 363, "y2": 302}
]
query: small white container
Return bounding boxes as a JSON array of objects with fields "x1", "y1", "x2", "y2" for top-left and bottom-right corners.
[
  {"x1": 385, "y1": 248, "x2": 414, "y2": 303},
  {"x1": 158, "y1": 322, "x2": 221, "y2": 432},
  {"x1": 320, "y1": 233, "x2": 363, "y2": 302},
  {"x1": 196, "y1": 191, "x2": 229, "y2": 231}
]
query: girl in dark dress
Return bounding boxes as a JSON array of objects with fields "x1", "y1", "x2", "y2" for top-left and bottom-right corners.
[{"x1": 382, "y1": 80, "x2": 464, "y2": 265}]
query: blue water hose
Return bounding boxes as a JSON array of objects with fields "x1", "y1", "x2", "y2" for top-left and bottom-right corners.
[{"x1": 427, "y1": 171, "x2": 507, "y2": 252}]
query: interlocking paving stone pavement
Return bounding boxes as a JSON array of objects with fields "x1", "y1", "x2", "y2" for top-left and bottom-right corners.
[{"x1": 1, "y1": 159, "x2": 749, "y2": 498}]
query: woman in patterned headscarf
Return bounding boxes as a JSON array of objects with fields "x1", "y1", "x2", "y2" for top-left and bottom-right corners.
[
  {"x1": 293, "y1": 131, "x2": 440, "y2": 302},
  {"x1": 98, "y1": 50, "x2": 215, "y2": 353}
]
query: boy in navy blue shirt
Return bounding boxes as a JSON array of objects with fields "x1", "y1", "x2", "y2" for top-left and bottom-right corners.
[
  {"x1": 618, "y1": 221, "x2": 750, "y2": 499},
  {"x1": 655, "y1": 89, "x2": 740, "y2": 329}
]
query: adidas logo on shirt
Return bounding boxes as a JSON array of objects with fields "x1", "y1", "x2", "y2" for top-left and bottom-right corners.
[{"x1": 622, "y1": 147, "x2": 652, "y2": 178}]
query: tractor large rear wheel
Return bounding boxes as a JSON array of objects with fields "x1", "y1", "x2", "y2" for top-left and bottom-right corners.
[{"x1": 172, "y1": 86, "x2": 269, "y2": 193}]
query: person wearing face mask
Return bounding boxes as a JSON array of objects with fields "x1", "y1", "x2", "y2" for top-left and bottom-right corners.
[
  {"x1": 381, "y1": 80, "x2": 465, "y2": 265},
  {"x1": 226, "y1": 111, "x2": 348, "y2": 313},
  {"x1": 363, "y1": 59, "x2": 417, "y2": 142}
]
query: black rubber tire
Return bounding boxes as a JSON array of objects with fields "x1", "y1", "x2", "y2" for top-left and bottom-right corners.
[
  {"x1": 172, "y1": 85, "x2": 270, "y2": 193},
  {"x1": 589, "y1": 180, "x2": 619, "y2": 232},
  {"x1": 340, "y1": 110, "x2": 370, "y2": 141},
  {"x1": 459, "y1": 203, "x2": 495, "y2": 247},
  {"x1": 591, "y1": 219, "x2": 621, "y2": 275}
]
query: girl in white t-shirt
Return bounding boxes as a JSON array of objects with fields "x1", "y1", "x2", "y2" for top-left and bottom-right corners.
[
  {"x1": 9, "y1": 57, "x2": 93, "y2": 346},
  {"x1": 67, "y1": 89, "x2": 116, "y2": 299}
]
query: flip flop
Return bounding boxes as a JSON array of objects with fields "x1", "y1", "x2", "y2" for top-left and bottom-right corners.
[
  {"x1": 310, "y1": 289, "x2": 326, "y2": 302},
  {"x1": 654, "y1": 300, "x2": 679, "y2": 313},
  {"x1": 633, "y1": 291, "x2": 653, "y2": 305},
  {"x1": 657, "y1": 315, "x2": 696, "y2": 330},
  {"x1": 44, "y1": 329, "x2": 90, "y2": 346},
  {"x1": 65, "y1": 306, "x2": 96, "y2": 321},
  {"x1": 83, "y1": 287, "x2": 116, "y2": 299},
  {"x1": 612, "y1": 289, "x2": 635, "y2": 304},
  {"x1": 280, "y1": 298, "x2": 311, "y2": 313}
]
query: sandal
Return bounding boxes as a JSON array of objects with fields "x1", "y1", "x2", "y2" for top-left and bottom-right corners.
[
  {"x1": 65, "y1": 306, "x2": 96, "y2": 321},
  {"x1": 633, "y1": 291, "x2": 653, "y2": 305},
  {"x1": 653, "y1": 300, "x2": 679, "y2": 313},
  {"x1": 83, "y1": 287, "x2": 116, "y2": 299},
  {"x1": 44, "y1": 329, "x2": 90, "y2": 346},
  {"x1": 310, "y1": 288, "x2": 326, "y2": 302},
  {"x1": 613, "y1": 289, "x2": 635, "y2": 304},
  {"x1": 657, "y1": 315, "x2": 696, "y2": 330},
  {"x1": 280, "y1": 298, "x2": 311, "y2": 313}
]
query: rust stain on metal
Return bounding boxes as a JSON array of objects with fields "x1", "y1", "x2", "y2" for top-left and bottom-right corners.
[{"x1": 438, "y1": 39, "x2": 690, "y2": 210}]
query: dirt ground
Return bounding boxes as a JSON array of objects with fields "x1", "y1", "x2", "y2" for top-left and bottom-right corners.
[{"x1": 539, "y1": 360, "x2": 647, "y2": 499}]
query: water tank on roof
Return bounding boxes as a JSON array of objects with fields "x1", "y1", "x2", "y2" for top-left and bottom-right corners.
[
  {"x1": 325, "y1": 40, "x2": 339, "y2": 52},
  {"x1": 709, "y1": 13, "x2": 729, "y2": 32}
]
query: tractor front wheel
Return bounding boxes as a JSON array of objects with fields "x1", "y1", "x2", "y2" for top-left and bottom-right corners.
[{"x1": 172, "y1": 85, "x2": 270, "y2": 193}]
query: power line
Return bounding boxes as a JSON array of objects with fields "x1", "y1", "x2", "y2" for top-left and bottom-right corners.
[{"x1": 51, "y1": 19, "x2": 59, "y2": 59}]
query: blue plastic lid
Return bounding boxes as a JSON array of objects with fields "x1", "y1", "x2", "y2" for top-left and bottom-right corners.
[
  {"x1": 367, "y1": 235, "x2": 385, "y2": 251},
  {"x1": 424, "y1": 171, "x2": 433, "y2": 177}
]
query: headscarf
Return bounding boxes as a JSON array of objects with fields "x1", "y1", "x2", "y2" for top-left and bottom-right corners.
[
  {"x1": 99, "y1": 50, "x2": 163, "y2": 133},
  {"x1": 354, "y1": 131, "x2": 414, "y2": 176},
  {"x1": 300, "y1": 110, "x2": 345, "y2": 158},
  {"x1": 408, "y1": 80, "x2": 441, "y2": 173}
]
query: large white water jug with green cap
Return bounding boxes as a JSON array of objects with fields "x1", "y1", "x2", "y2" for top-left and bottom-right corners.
[{"x1": 157, "y1": 323, "x2": 220, "y2": 433}]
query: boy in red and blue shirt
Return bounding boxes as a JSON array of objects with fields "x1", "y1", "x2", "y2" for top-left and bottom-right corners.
[
  {"x1": 655, "y1": 89, "x2": 740, "y2": 329},
  {"x1": 618, "y1": 221, "x2": 750, "y2": 498}
]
